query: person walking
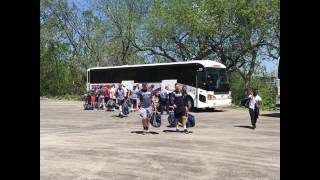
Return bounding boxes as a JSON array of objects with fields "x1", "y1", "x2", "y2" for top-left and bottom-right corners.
[
  {"x1": 160, "y1": 86, "x2": 170, "y2": 115},
  {"x1": 170, "y1": 83, "x2": 190, "y2": 134},
  {"x1": 136, "y1": 83, "x2": 153, "y2": 135},
  {"x1": 116, "y1": 84, "x2": 126, "y2": 116},
  {"x1": 248, "y1": 89, "x2": 262, "y2": 129},
  {"x1": 97, "y1": 85, "x2": 105, "y2": 109},
  {"x1": 130, "y1": 85, "x2": 139, "y2": 112},
  {"x1": 109, "y1": 84, "x2": 116, "y2": 111}
]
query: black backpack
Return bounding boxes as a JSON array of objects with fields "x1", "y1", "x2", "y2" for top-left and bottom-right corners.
[
  {"x1": 122, "y1": 102, "x2": 129, "y2": 115},
  {"x1": 84, "y1": 103, "x2": 94, "y2": 110},
  {"x1": 150, "y1": 112, "x2": 161, "y2": 127},
  {"x1": 241, "y1": 97, "x2": 250, "y2": 108},
  {"x1": 167, "y1": 111, "x2": 176, "y2": 127},
  {"x1": 186, "y1": 113, "x2": 195, "y2": 127}
]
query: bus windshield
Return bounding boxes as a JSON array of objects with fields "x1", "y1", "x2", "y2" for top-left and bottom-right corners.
[{"x1": 206, "y1": 68, "x2": 229, "y2": 92}]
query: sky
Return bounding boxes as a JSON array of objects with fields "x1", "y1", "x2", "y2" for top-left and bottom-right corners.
[
  {"x1": 262, "y1": 59, "x2": 277, "y2": 74},
  {"x1": 67, "y1": 0, "x2": 277, "y2": 74}
]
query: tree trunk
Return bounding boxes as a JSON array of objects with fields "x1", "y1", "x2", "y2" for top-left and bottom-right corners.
[{"x1": 243, "y1": 78, "x2": 250, "y2": 97}]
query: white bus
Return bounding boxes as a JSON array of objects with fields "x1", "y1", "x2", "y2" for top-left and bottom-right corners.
[
  {"x1": 276, "y1": 57, "x2": 280, "y2": 109},
  {"x1": 87, "y1": 60, "x2": 232, "y2": 110}
]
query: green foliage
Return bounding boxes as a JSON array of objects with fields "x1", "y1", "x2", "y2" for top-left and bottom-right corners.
[
  {"x1": 47, "y1": 94, "x2": 82, "y2": 101},
  {"x1": 40, "y1": 0, "x2": 280, "y2": 101},
  {"x1": 230, "y1": 71, "x2": 277, "y2": 111},
  {"x1": 250, "y1": 76, "x2": 277, "y2": 111}
]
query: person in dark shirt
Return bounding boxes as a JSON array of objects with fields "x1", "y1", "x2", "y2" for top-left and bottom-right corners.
[
  {"x1": 116, "y1": 84, "x2": 126, "y2": 116},
  {"x1": 97, "y1": 85, "x2": 105, "y2": 109},
  {"x1": 170, "y1": 83, "x2": 190, "y2": 134},
  {"x1": 136, "y1": 83, "x2": 153, "y2": 134}
]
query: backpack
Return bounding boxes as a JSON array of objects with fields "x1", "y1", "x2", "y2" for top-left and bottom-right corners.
[
  {"x1": 106, "y1": 99, "x2": 115, "y2": 107},
  {"x1": 84, "y1": 103, "x2": 94, "y2": 110},
  {"x1": 241, "y1": 97, "x2": 250, "y2": 108},
  {"x1": 186, "y1": 113, "x2": 195, "y2": 128},
  {"x1": 160, "y1": 91, "x2": 167, "y2": 100},
  {"x1": 150, "y1": 112, "x2": 161, "y2": 128},
  {"x1": 167, "y1": 111, "x2": 176, "y2": 126},
  {"x1": 122, "y1": 101, "x2": 129, "y2": 115}
]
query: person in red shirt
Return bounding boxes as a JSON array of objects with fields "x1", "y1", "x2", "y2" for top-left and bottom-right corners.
[
  {"x1": 89, "y1": 89, "x2": 96, "y2": 107},
  {"x1": 104, "y1": 85, "x2": 110, "y2": 103}
]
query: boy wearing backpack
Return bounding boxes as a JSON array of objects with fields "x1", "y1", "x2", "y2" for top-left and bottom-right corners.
[
  {"x1": 160, "y1": 86, "x2": 170, "y2": 115},
  {"x1": 116, "y1": 84, "x2": 126, "y2": 116},
  {"x1": 170, "y1": 83, "x2": 190, "y2": 134},
  {"x1": 109, "y1": 84, "x2": 116, "y2": 111},
  {"x1": 103, "y1": 85, "x2": 110, "y2": 104},
  {"x1": 136, "y1": 83, "x2": 153, "y2": 134},
  {"x1": 130, "y1": 85, "x2": 139, "y2": 112},
  {"x1": 247, "y1": 89, "x2": 262, "y2": 129},
  {"x1": 97, "y1": 86, "x2": 105, "y2": 109}
]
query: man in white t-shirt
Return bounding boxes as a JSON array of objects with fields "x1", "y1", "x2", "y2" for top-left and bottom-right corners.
[
  {"x1": 248, "y1": 89, "x2": 262, "y2": 129},
  {"x1": 109, "y1": 84, "x2": 116, "y2": 111}
]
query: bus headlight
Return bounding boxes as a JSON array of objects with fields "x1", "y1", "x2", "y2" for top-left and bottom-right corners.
[{"x1": 208, "y1": 94, "x2": 215, "y2": 100}]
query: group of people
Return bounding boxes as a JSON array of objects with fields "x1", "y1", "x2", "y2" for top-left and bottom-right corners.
[
  {"x1": 84, "y1": 82, "x2": 191, "y2": 134},
  {"x1": 137, "y1": 83, "x2": 190, "y2": 134},
  {"x1": 84, "y1": 82, "x2": 263, "y2": 132},
  {"x1": 85, "y1": 84, "x2": 140, "y2": 112}
]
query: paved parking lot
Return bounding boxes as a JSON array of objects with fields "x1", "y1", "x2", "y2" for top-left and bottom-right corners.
[{"x1": 40, "y1": 100, "x2": 280, "y2": 180}]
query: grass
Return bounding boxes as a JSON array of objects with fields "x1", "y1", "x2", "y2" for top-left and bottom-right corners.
[
  {"x1": 43, "y1": 94, "x2": 83, "y2": 101},
  {"x1": 227, "y1": 103, "x2": 276, "y2": 111}
]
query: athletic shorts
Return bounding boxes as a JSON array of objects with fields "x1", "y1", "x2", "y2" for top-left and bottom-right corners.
[
  {"x1": 117, "y1": 99, "x2": 125, "y2": 106},
  {"x1": 174, "y1": 110, "x2": 187, "y2": 119},
  {"x1": 139, "y1": 107, "x2": 152, "y2": 119},
  {"x1": 131, "y1": 98, "x2": 137, "y2": 105}
]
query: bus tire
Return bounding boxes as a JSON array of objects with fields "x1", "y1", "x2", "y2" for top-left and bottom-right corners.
[
  {"x1": 209, "y1": 108, "x2": 215, "y2": 112},
  {"x1": 187, "y1": 96, "x2": 194, "y2": 111}
]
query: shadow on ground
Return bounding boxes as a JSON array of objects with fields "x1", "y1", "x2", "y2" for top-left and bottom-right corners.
[
  {"x1": 163, "y1": 130, "x2": 193, "y2": 133},
  {"x1": 194, "y1": 109, "x2": 226, "y2": 113},
  {"x1": 234, "y1": 125, "x2": 254, "y2": 129},
  {"x1": 260, "y1": 113, "x2": 280, "y2": 118},
  {"x1": 130, "y1": 131, "x2": 159, "y2": 134},
  {"x1": 111, "y1": 115, "x2": 129, "y2": 118}
]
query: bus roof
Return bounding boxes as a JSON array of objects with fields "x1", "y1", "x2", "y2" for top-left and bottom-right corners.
[{"x1": 88, "y1": 60, "x2": 226, "y2": 71}]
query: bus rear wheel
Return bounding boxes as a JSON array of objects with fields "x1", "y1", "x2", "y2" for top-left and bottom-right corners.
[{"x1": 187, "y1": 97, "x2": 194, "y2": 111}]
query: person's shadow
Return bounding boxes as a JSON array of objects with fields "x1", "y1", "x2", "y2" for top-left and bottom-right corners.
[
  {"x1": 163, "y1": 130, "x2": 193, "y2": 133},
  {"x1": 234, "y1": 125, "x2": 254, "y2": 129},
  {"x1": 260, "y1": 113, "x2": 280, "y2": 118},
  {"x1": 130, "y1": 131, "x2": 159, "y2": 134},
  {"x1": 111, "y1": 114, "x2": 129, "y2": 118}
]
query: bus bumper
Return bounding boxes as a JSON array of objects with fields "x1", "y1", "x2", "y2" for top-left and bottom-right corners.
[{"x1": 208, "y1": 99, "x2": 232, "y2": 108}]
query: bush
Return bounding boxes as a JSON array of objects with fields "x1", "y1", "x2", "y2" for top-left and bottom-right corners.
[
  {"x1": 229, "y1": 72, "x2": 277, "y2": 111},
  {"x1": 250, "y1": 77, "x2": 277, "y2": 111},
  {"x1": 46, "y1": 94, "x2": 82, "y2": 101}
]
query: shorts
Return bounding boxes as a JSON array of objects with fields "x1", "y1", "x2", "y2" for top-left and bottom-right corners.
[
  {"x1": 139, "y1": 107, "x2": 152, "y2": 119},
  {"x1": 174, "y1": 110, "x2": 187, "y2": 119},
  {"x1": 131, "y1": 98, "x2": 137, "y2": 105},
  {"x1": 117, "y1": 99, "x2": 125, "y2": 105}
]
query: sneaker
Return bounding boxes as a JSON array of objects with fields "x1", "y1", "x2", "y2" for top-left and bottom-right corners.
[
  {"x1": 252, "y1": 125, "x2": 256, "y2": 129},
  {"x1": 184, "y1": 129, "x2": 190, "y2": 134},
  {"x1": 176, "y1": 128, "x2": 180, "y2": 132}
]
